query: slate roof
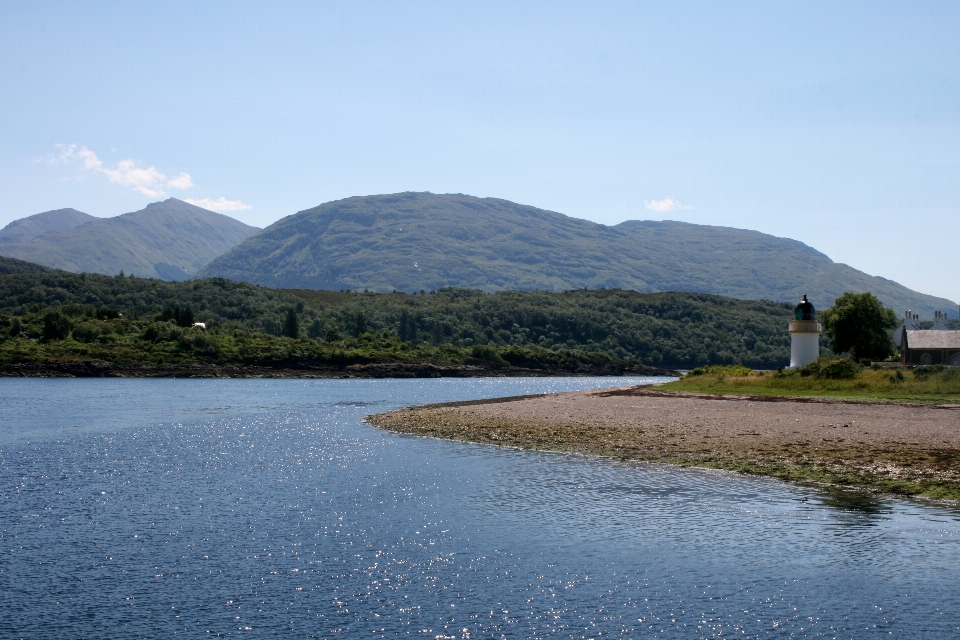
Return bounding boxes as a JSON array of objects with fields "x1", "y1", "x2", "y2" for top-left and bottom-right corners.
[{"x1": 904, "y1": 330, "x2": 960, "y2": 349}]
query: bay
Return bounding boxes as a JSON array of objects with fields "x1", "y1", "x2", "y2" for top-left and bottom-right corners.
[{"x1": 1, "y1": 377, "x2": 958, "y2": 638}]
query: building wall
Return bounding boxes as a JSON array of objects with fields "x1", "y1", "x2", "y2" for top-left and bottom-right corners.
[{"x1": 903, "y1": 349, "x2": 960, "y2": 366}]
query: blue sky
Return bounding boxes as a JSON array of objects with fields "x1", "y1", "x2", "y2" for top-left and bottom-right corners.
[{"x1": 1, "y1": 1, "x2": 958, "y2": 305}]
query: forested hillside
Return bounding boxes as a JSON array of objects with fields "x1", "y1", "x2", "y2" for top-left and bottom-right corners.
[{"x1": 0, "y1": 269, "x2": 799, "y2": 368}]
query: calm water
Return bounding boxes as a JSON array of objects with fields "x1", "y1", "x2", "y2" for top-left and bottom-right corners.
[{"x1": 1, "y1": 378, "x2": 959, "y2": 639}]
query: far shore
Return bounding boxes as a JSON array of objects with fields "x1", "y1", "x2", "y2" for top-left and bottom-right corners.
[
  {"x1": 366, "y1": 385, "x2": 960, "y2": 502},
  {"x1": 0, "y1": 361, "x2": 679, "y2": 379}
]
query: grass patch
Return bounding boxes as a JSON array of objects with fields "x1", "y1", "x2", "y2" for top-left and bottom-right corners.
[{"x1": 662, "y1": 361, "x2": 960, "y2": 403}]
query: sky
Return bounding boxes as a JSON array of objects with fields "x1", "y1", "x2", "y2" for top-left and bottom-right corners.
[{"x1": 1, "y1": 1, "x2": 958, "y2": 305}]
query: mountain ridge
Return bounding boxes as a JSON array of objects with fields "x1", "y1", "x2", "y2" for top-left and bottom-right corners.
[
  {"x1": 0, "y1": 199, "x2": 259, "y2": 280},
  {"x1": 0, "y1": 208, "x2": 96, "y2": 244},
  {"x1": 198, "y1": 192, "x2": 954, "y2": 316}
]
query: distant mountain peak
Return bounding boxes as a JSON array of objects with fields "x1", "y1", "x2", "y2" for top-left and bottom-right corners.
[{"x1": 0, "y1": 201, "x2": 260, "y2": 280}]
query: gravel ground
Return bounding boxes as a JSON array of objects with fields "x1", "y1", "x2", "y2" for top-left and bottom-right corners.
[{"x1": 367, "y1": 386, "x2": 960, "y2": 500}]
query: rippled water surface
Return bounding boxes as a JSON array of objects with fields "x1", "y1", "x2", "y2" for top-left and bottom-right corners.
[{"x1": 1, "y1": 377, "x2": 959, "y2": 638}]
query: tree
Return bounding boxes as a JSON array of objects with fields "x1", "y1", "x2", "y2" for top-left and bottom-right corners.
[
  {"x1": 42, "y1": 311, "x2": 71, "y2": 341},
  {"x1": 354, "y1": 311, "x2": 367, "y2": 338},
  {"x1": 819, "y1": 292, "x2": 898, "y2": 362},
  {"x1": 307, "y1": 318, "x2": 324, "y2": 339},
  {"x1": 398, "y1": 309, "x2": 416, "y2": 343},
  {"x1": 161, "y1": 305, "x2": 194, "y2": 327},
  {"x1": 283, "y1": 308, "x2": 300, "y2": 338}
]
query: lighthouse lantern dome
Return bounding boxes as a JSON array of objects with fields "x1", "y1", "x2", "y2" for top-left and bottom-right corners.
[{"x1": 794, "y1": 294, "x2": 815, "y2": 321}]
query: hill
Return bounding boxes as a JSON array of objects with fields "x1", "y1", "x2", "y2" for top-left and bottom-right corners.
[
  {"x1": 197, "y1": 192, "x2": 954, "y2": 316},
  {"x1": 0, "y1": 199, "x2": 259, "y2": 281},
  {"x1": 0, "y1": 270, "x2": 799, "y2": 369},
  {"x1": 0, "y1": 208, "x2": 96, "y2": 244},
  {"x1": 0, "y1": 256, "x2": 56, "y2": 275}
]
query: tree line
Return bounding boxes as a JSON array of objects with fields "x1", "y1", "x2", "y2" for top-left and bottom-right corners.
[{"x1": 0, "y1": 270, "x2": 816, "y2": 368}]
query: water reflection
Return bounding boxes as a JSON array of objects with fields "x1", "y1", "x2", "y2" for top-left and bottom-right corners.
[
  {"x1": 1, "y1": 377, "x2": 959, "y2": 638},
  {"x1": 813, "y1": 487, "x2": 892, "y2": 525}
]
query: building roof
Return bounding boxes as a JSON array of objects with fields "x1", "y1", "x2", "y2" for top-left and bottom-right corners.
[{"x1": 905, "y1": 330, "x2": 960, "y2": 349}]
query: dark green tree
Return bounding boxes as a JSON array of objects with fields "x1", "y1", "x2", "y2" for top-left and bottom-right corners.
[
  {"x1": 398, "y1": 309, "x2": 416, "y2": 343},
  {"x1": 307, "y1": 318, "x2": 324, "y2": 339},
  {"x1": 354, "y1": 311, "x2": 367, "y2": 338},
  {"x1": 42, "y1": 311, "x2": 71, "y2": 341},
  {"x1": 96, "y1": 306, "x2": 120, "y2": 320},
  {"x1": 819, "y1": 292, "x2": 899, "y2": 361},
  {"x1": 161, "y1": 305, "x2": 194, "y2": 327},
  {"x1": 282, "y1": 308, "x2": 300, "y2": 338}
]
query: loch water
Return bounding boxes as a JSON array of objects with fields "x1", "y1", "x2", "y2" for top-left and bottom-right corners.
[{"x1": 1, "y1": 378, "x2": 959, "y2": 639}]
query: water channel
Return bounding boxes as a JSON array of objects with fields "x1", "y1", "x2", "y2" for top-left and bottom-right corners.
[{"x1": 1, "y1": 377, "x2": 958, "y2": 638}]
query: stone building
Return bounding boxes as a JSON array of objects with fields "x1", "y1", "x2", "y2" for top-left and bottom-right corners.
[{"x1": 900, "y1": 329, "x2": 960, "y2": 366}]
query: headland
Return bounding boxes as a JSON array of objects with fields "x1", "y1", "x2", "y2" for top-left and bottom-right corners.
[{"x1": 366, "y1": 385, "x2": 960, "y2": 501}]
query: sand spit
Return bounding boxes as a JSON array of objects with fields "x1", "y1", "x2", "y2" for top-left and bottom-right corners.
[{"x1": 366, "y1": 386, "x2": 960, "y2": 501}]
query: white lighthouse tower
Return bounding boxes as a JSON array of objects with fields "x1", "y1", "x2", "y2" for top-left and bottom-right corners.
[{"x1": 789, "y1": 294, "x2": 821, "y2": 368}]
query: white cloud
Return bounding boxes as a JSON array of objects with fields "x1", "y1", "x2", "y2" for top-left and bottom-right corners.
[
  {"x1": 644, "y1": 197, "x2": 692, "y2": 212},
  {"x1": 101, "y1": 159, "x2": 168, "y2": 197},
  {"x1": 166, "y1": 173, "x2": 193, "y2": 190},
  {"x1": 185, "y1": 197, "x2": 252, "y2": 212},
  {"x1": 53, "y1": 144, "x2": 192, "y2": 197}
]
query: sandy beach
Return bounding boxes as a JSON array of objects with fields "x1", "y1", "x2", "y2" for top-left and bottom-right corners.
[{"x1": 367, "y1": 386, "x2": 960, "y2": 500}]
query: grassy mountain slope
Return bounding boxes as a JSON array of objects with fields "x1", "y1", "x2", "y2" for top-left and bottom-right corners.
[
  {"x1": 0, "y1": 208, "x2": 95, "y2": 244},
  {"x1": 198, "y1": 192, "x2": 954, "y2": 316},
  {"x1": 0, "y1": 199, "x2": 259, "y2": 281},
  {"x1": 0, "y1": 270, "x2": 798, "y2": 368}
]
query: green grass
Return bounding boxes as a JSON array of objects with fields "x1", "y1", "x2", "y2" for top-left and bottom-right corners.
[{"x1": 661, "y1": 363, "x2": 960, "y2": 403}]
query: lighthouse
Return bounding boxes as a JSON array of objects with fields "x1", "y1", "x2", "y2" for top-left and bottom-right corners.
[{"x1": 789, "y1": 294, "x2": 821, "y2": 368}]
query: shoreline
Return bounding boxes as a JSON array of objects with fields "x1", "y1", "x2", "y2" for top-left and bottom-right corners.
[
  {"x1": 366, "y1": 386, "x2": 960, "y2": 502},
  {"x1": 0, "y1": 361, "x2": 679, "y2": 379}
]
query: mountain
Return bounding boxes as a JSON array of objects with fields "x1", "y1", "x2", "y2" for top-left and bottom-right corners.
[
  {"x1": 198, "y1": 192, "x2": 955, "y2": 316},
  {"x1": 0, "y1": 208, "x2": 95, "y2": 244},
  {"x1": 0, "y1": 199, "x2": 259, "y2": 280}
]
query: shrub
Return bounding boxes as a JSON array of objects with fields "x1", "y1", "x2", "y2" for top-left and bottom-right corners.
[
  {"x1": 178, "y1": 332, "x2": 221, "y2": 356},
  {"x1": 914, "y1": 364, "x2": 947, "y2": 380},
  {"x1": 686, "y1": 364, "x2": 752, "y2": 377},
  {"x1": 799, "y1": 357, "x2": 862, "y2": 380},
  {"x1": 142, "y1": 321, "x2": 177, "y2": 343},
  {"x1": 42, "y1": 311, "x2": 71, "y2": 341},
  {"x1": 96, "y1": 306, "x2": 120, "y2": 320},
  {"x1": 71, "y1": 322, "x2": 102, "y2": 343},
  {"x1": 471, "y1": 345, "x2": 509, "y2": 367}
]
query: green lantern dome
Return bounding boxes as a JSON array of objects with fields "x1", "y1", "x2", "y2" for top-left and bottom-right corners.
[{"x1": 794, "y1": 294, "x2": 815, "y2": 321}]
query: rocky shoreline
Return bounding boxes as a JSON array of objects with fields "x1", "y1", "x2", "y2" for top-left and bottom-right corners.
[
  {"x1": 366, "y1": 385, "x2": 960, "y2": 502},
  {"x1": 0, "y1": 361, "x2": 679, "y2": 379}
]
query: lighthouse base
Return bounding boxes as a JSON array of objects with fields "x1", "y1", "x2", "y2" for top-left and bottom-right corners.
[{"x1": 789, "y1": 328, "x2": 821, "y2": 369}]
